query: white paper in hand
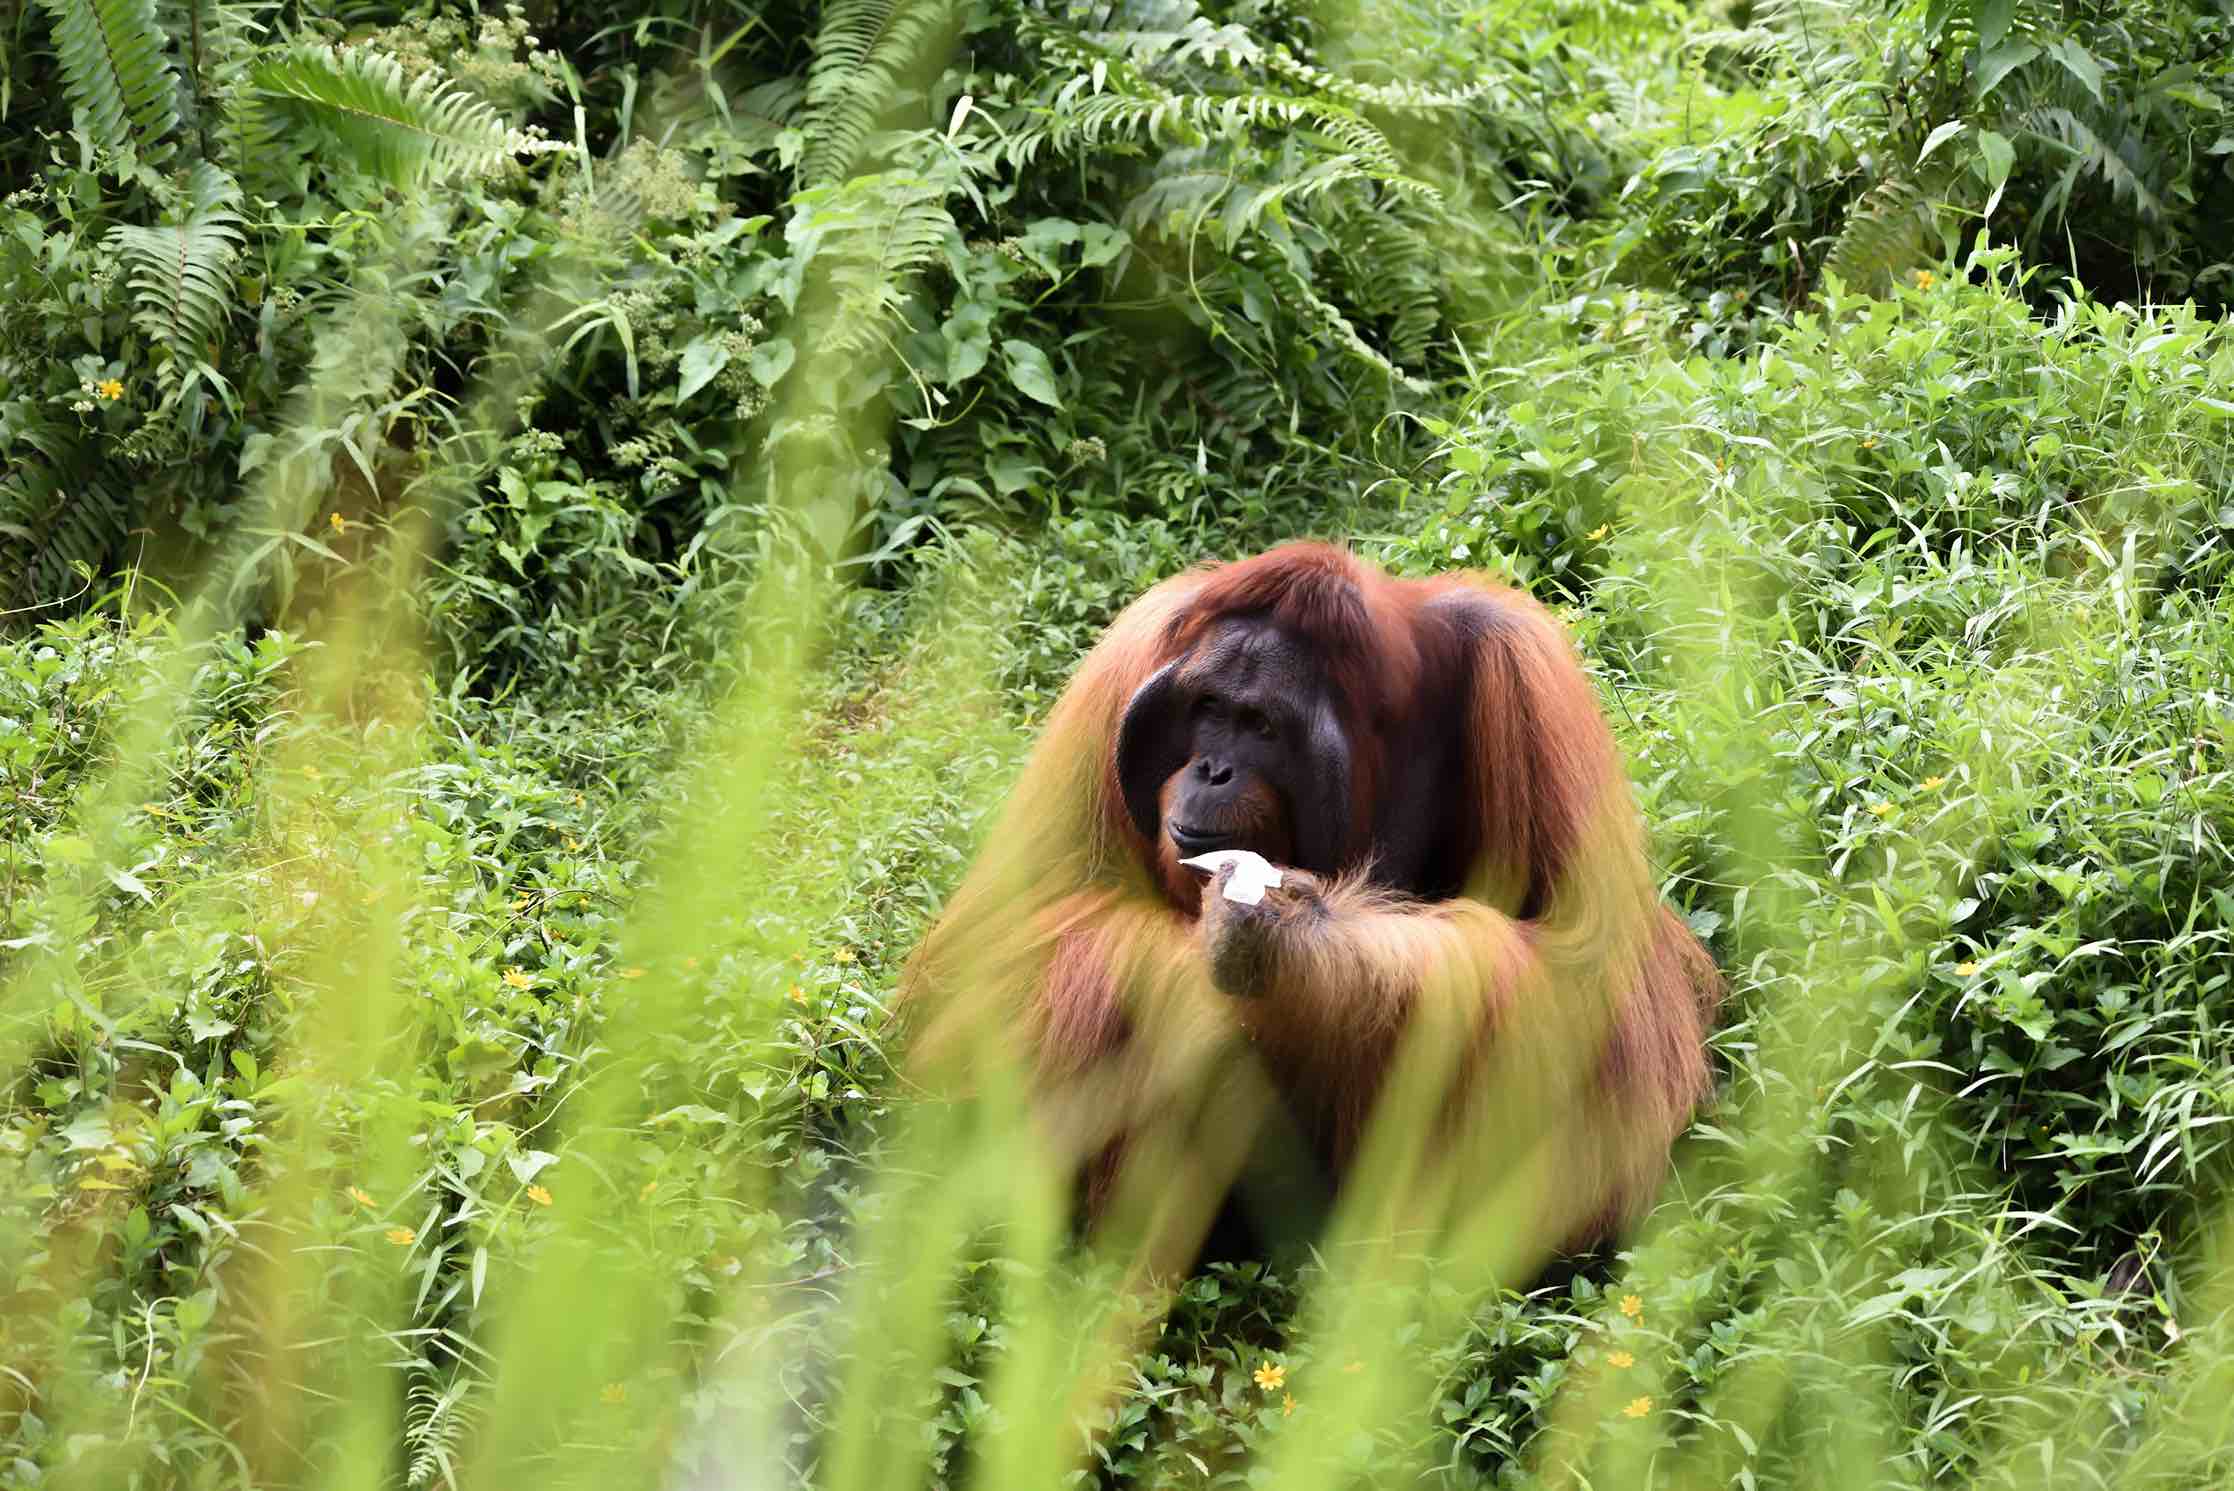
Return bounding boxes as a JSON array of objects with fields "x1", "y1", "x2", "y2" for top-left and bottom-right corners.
[{"x1": 1179, "y1": 849, "x2": 1285, "y2": 906}]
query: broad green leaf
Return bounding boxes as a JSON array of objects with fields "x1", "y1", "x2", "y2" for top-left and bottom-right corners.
[
  {"x1": 1975, "y1": 41, "x2": 2038, "y2": 101},
  {"x1": 675, "y1": 334, "x2": 730, "y2": 402},
  {"x1": 2048, "y1": 39, "x2": 2106, "y2": 105},
  {"x1": 1917, "y1": 119, "x2": 1966, "y2": 166},
  {"x1": 1001, "y1": 338, "x2": 1063, "y2": 408},
  {"x1": 747, "y1": 336, "x2": 796, "y2": 388},
  {"x1": 1977, "y1": 0, "x2": 2016, "y2": 49}
]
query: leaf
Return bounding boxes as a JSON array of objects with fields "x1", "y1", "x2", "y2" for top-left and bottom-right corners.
[
  {"x1": 1078, "y1": 223, "x2": 1128, "y2": 267},
  {"x1": 1974, "y1": 42, "x2": 2039, "y2": 102},
  {"x1": 1977, "y1": 0, "x2": 2016, "y2": 50},
  {"x1": 253, "y1": 45, "x2": 562, "y2": 188},
  {"x1": 1978, "y1": 128, "x2": 2015, "y2": 219},
  {"x1": 106, "y1": 865, "x2": 152, "y2": 901},
  {"x1": 675, "y1": 335, "x2": 731, "y2": 403},
  {"x1": 2047, "y1": 40, "x2": 2106, "y2": 105},
  {"x1": 942, "y1": 301, "x2": 993, "y2": 384},
  {"x1": 1917, "y1": 120, "x2": 1966, "y2": 166},
  {"x1": 505, "y1": 1149, "x2": 559, "y2": 1183},
  {"x1": 747, "y1": 337, "x2": 796, "y2": 388},
  {"x1": 37, "y1": 0, "x2": 179, "y2": 155},
  {"x1": 1001, "y1": 338, "x2": 1063, "y2": 408},
  {"x1": 175, "y1": 1289, "x2": 216, "y2": 1334},
  {"x1": 648, "y1": 1104, "x2": 732, "y2": 1127}
]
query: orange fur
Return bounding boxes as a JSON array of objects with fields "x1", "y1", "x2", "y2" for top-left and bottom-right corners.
[{"x1": 899, "y1": 544, "x2": 1721, "y2": 1266}]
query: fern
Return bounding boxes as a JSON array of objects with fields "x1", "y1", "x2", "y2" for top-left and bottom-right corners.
[
  {"x1": 789, "y1": 162, "x2": 961, "y2": 354},
  {"x1": 36, "y1": 0, "x2": 181, "y2": 156},
  {"x1": 1335, "y1": 200, "x2": 1443, "y2": 367},
  {"x1": 103, "y1": 163, "x2": 243, "y2": 363},
  {"x1": 1263, "y1": 45, "x2": 1500, "y2": 114},
  {"x1": 251, "y1": 45, "x2": 560, "y2": 188},
  {"x1": 799, "y1": 0, "x2": 958, "y2": 188},
  {"x1": 0, "y1": 433, "x2": 132, "y2": 616},
  {"x1": 1823, "y1": 177, "x2": 1933, "y2": 294},
  {"x1": 402, "y1": 1365, "x2": 481, "y2": 1489},
  {"x1": 1262, "y1": 254, "x2": 1432, "y2": 397}
]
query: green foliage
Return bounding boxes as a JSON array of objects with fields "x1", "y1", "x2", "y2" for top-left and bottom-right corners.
[
  {"x1": 100, "y1": 162, "x2": 242, "y2": 363},
  {"x1": 249, "y1": 43, "x2": 561, "y2": 187},
  {"x1": 35, "y1": 0, "x2": 180, "y2": 157}
]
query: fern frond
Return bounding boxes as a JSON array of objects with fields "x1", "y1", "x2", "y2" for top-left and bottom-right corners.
[
  {"x1": 1260, "y1": 254, "x2": 1433, "y2": 396},
  {"x1": 0, "y1": 434, "x2": 132, "y2": 616},
  {"x1": 799, "y1": 0, "x2": 956, "y2": 188},
  {"x1": 1005, "y1": 84, "x2": 1434, "y2": 203},
  {"x1": 1823, "y1": 177, "x2": 1932, "y2": 294},
  {"x1": 402, "y1": 1365, "x2": 481, "y2": 1490},
  {"x1": 36, "y1": 0, "x2": 180, "y2": 155},
  {"x1": 1334, "y1": 199, "x2": 1443, "y2": 365},
  {"x1": 2026, "y1": 103, "x2": 2167, "y2": 225},
  {"x1": 1079, "y1": 16, "x2": 1265, "y2": 73},
  {"x1": 251, "y1": 45, "x2": 561, "y2": 187},
  {"x1": 790, "y1": 165, "x2": 961, "y2": 353},
  {"x1": 103, "y1": 163, "x2": 244, "y2": 361},
  {"x1": 1263, "y1": 45, "x2": 1498, "y2": 113},
  {"x1": 193, "y1": 1, "x2": 283, "y2": 185}
]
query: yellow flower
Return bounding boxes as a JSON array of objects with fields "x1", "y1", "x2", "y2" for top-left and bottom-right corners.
[
  {"x1": 1921, "y1": 775, "x2": 1946, "y2": 790},
  {"x1": 526, "y1": 1185, "x2": 553, "y2": 1207},
  {"x1": 640, "y1": 1180, "x2": 659, "y2": 1200},
  {"x1": 1282, "y1": 1392, "x2": 1296, "y2": 1417},
  {"x1": 788, "y1": 985, "x2": 808, "y2": 1005},
  {"x1": 601, "y1": 1382, "x2": 627, "y2": 1405},
  {"x1": 564, "y1": 836, "x2": 582, "y2": 852},
  {"x1": 385, "y1": 1227, "x2": 416, "y2": 1246},
  {"x1": 503, "y1": 967, "x2": 535, "y2": 990},
  {"x1": 1914, "y1": 269, "x2": 1936, "y2": 290},
  {"x1": 1585, "y1": 523, "x2": 1610, "y2": 542},
  {"x1": 1955, "y1": 961, "x2": 1980, "y2": 976},
  {"x1": 834, "y1": 947, "x2": 856, "y2": 964},
  {"x1": 512, "y1": 893, "x2": 531, "y2": 910},
  {"x1": 1619, "y1": 1294, "x2": 1643, "y2": 1320},
  {"x1": 1622, "y1": 1395, "x2": 1652, "y2": 1419},
  {"x1": 618, "y1": 966, "x2": 646, "y2": 980},
  {"x1": 328, "y1": 511, "x2": 346, "y2": 534},
  {"x1": 1342, "y1": 1361, "x2": 1364, "y2": 1374},
  {"x1": 96, "y1": 378, "x2": 124, "y2": 400},
  {"x1": 684, "y1": 956, "x2": 700, "y2": 971},
  {"x1": 1608, "y1": 1349, "x2": 1635, "y2": 1369},
  {"x1": 1252, "y1": 1361, "x2": 1286, "y2": 1392},
  {"x1": 1867, "y1": 801, "x2": 1893, "y2": 819},
  {"x1": 347, "y1": 1186, "x2": 375, "y2": 1209}
]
